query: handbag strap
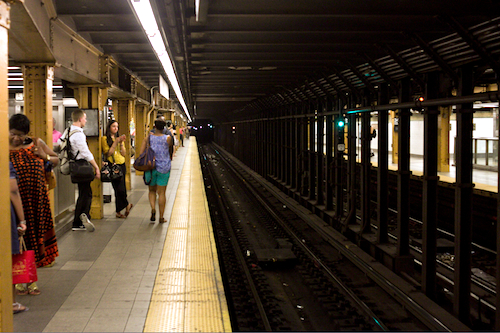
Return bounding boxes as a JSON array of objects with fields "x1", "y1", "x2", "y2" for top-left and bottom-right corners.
[{"x1": 18, "y1": 235, "x2": 27, "y2": 253}]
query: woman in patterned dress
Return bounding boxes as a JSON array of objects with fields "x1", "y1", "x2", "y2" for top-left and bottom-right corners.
[
  {"x1": 139, "y1": 119, "x2": 173, "y2": 224},
  {"x1": 9, "y1": 114, "x2": 60, "y2": 295}
]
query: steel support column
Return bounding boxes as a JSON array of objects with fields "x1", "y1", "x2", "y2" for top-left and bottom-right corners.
[
  {"x1": 271, "y1": 116, "x2": 277, "y2": 178},
  {"x1": 115, "y1": 99, "x2": 134, "y2": 191},
  {"x1": 73, "y1": 86, "x2": 107, "y2": 220},
  {"x1": 22, "y1": 64, "x2": 54, "y2": 146},
  {"x1": 396, "y1": 78, "x2": 411, "y2": 258},
  {"x1": 325, "y1": 98, "x2": 334, "y2": 211},
  {"x1": 264, "y1": 116, "x2": 270, "y2": 177},
  {"x1": 347, "y1": 110, "x2": 357, "y2": 227},
  {"x1": 360, "y1": 110, "x2": 371, "y2": 234},
  {"x1": 316, "y1": 100, "x2": 325, "y2": 206},
  {"x1": 22, "y1": 64, "x2": 56, "y2": 216},
  {"x1": 377, "y1": 84, "x2": 390, "y2": 244},
  {"x1": 291, "y1": 105, "x2": 298, "y2": 190},
  {"x1": 422, "y1": 72, "x2": 440, "y2": 300},
  {"x1": 278, "y1": 107, "x2": 284, "y2": 182},
  {"x1": 298, "y1": 112, "x2": 307, "y2": 197},
  {"x1": 453, "y1": 65, "x2": 474, "y2": 325},
  {"x1": 308, "y1": 106, "x2": 316, "y2": 201},
  {"x1": 335, "y1": 99, "x2": 345, "y2": 220},
  {"x1": 286, "y1": 106, "x2": 292, "y2": 185}
]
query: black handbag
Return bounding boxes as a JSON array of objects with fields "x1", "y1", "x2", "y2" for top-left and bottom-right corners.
[
  {"x1": 101, "y1": 155, "x2": 123, "y2": 182},
  {"x1": 70, "y1": 159, "x2": 95, "y2": 183}
]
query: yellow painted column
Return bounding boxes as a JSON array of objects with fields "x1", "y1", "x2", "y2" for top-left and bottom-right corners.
[
  {"x1": 135, "y1": 104, "x2": 147, "y2": 176},
  {"x1": 22, "y1": 64, "x2": 54, "y2": 145},
  {"x1": 0, "y1": 2, "x2": 12, "y2": 331},
  {"x1": 117, "y1": 99, "x2": 134, "y2": 190},
  {"x1": 22, "y1": 64, "x2": 55, "y2": 215},
  {"x1": 391, "y1": 110, "x2": 399, "y2": 164},
  {"x1": 73, "y1": 86, "x2": 107, "y2": 220},
  {"x1": 438, "y1": 106, "x2": 451, "y2": 172}
]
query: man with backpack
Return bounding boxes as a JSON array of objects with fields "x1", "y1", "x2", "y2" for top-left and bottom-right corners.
[{"x1": 57, "y1": 109, "x2": 100, "y2": 231}]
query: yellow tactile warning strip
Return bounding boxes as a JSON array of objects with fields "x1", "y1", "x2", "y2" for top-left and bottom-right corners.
[{"x1": 144, "y1": 138, "x2": 232, "y2": 332}]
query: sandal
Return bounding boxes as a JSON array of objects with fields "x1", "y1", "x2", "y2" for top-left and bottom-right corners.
[
  {"x1": 150, "y1": 209, "x2": 156, "y2": 222},
  {"x1": 159, "y1": 217, "x2": 166, "y2": 224},
  {"x1": 13, "y1": 302, "x2": 28, "y2": 314},
  {"x1": 43, "y1": 261, "x2": 55, "y2": 268},
  {"x1": 28, "y1": 282, "x2": 41, "y2": 296},
  {"x1": 125, "y1": 203, "x2": 133, "y2": 217},
  {"x1": 116, "y1": 212, "x2": 126, "y2": 218},
  {"x1": 15, "y1": 284, "x2": 28, "y2": 296}
]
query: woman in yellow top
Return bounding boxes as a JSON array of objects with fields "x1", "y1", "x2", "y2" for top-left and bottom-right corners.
[{"x1": 101, "y1": 120, "x2": 133, "y2": 218}]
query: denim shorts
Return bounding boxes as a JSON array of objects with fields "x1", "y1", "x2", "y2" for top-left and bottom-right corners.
[{"x1": 144, "y1": 170, "x2": 170, "y2": 186}]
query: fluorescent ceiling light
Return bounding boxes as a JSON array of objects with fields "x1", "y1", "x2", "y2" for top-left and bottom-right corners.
[
  {"x1": 195, "y1": 0, "x2": 200, "y2": 21},
  {"x1": 130, "y1": 0, "x2": 192, "y2": 123},
  {"x1": 8, "y1": 86, "x2": 62, "y2": 89}
]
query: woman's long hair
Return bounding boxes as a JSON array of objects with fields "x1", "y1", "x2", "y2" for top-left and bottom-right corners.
[{"x1": 105, "y1": 120, "x2": 119, "y2": 147}]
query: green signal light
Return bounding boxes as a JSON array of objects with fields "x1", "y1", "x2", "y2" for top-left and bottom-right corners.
[{"x1": 337, "y1": 119, "x2": 345, "y2": 128}]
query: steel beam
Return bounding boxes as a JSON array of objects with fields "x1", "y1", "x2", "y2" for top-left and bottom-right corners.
[
  {"x1": 308, "y1": 104, "x2": 316, "y2": 201},
  {"x1": 377, "y1": 84, "x2": 389, "y2": 244},
  {"x1": 396, "y1": 78, "x2": 411, "y2": 257},
  {"x1": 346, "y1": 61, "x2": 377, "y2": 96},
  {"x1": 380, "y1": 44, "x2": 425, "y2": 92},
  {"x1": 453, "y1": 65, "x2": 474, "y2": 326},
  {"x1": 359, "y1": 110, "x2": 371, "y2": 235},
  {"x1": 362, "y1": 53, "x2": 399, "y2": 93},
  {"x1": 442, "y1": 15, "x2": 500, "y2": 78},
  {"x1": 290, "y1": 105, "x2": 298, "y2": 190},
  {"x1": 422, "y1": 72, "x2": 440, "y2": 300},
  {"x1": 316, "y1": 99, "x2": 325, "y2": 206},
  {"x1": 334, "y1": 97, "x2": 345, "y2": 220},
  {"x1": 406, "y1": 31, "x2": 459, "y2": 86}
]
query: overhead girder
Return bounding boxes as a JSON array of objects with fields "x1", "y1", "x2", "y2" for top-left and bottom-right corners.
[
  {"x1": 404, "y1": 31, "x2": 460, "y2": 86},
  {"x1": 306, "y1": 78, "x2": 322, "y2": 99},
  {"x1": 362, "y1": 54, "x2": 399, "y2": 95},
  {"x1": 9, "y1": 0, "x2": 153, "y2": 104},
  {"x1": 330, "y1": 66, "x2": 361, "y2": 99},
  {"x1": 379, "y1": 43, "x2": 426, "y2": 91},
  {"x1": 440, "y1": 15, "x2": 500, "y2": 80},
  {"x1": 344, "y1": 61, "x2": 377, "y2": 96}
]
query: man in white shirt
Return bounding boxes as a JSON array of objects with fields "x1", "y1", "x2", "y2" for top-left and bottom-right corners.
[{"x1": 68, "y1": 109, "x2": 100, "y2": 231}]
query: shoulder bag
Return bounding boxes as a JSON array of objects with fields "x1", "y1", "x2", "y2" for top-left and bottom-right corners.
[
  {"x1": 70, "y1": 159, "x2": 95, "y2": 183},
  {"x1": 133, "y1": 135, "x2": 156, "y2": 171},
  {"x1": 101, "y1": 155, "x2": 123, "y2": 182}
]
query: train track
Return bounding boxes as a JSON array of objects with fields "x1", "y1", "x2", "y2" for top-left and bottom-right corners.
[
  {"x1": 303, "y1": 158, "x2": 497, "y2": 329},
  {"x1": 200, "y1": 143, "x2": 438, "y2": 331}
]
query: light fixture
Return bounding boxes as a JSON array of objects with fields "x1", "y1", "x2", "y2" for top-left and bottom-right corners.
[{"x1": 130, "y1": 0, "x2": 192, "y2": 123}]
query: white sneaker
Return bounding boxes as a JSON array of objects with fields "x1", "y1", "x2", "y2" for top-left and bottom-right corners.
[{"x1": 79, "y1": 213, "x2": 95, "y2": 232}]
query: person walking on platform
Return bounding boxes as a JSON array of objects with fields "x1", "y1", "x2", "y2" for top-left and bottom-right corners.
[
  {"x1": 64, "y1": 109, "x2": 100, "y2": 231},
  {"x1": 101, "y1": 120, "x2": 133, "y2": 218},
  {"x1": 9, "y1": 113, "x2": 60, "y2": 295},
  {"x1": 179, "y1": 126, "x2": 184, "y2": 147},
  {"x1": 139, "y1": 119, "x2": 173, "y2": 224}
]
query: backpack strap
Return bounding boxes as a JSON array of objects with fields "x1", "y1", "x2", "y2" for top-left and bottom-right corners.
[{"x1": 65, "y1": 128, "x2": 81, "y2": 160}]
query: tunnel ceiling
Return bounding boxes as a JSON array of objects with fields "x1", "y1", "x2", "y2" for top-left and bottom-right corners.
[{"x1": 53, "y1": 0, "x2": 500, "y2": 123}]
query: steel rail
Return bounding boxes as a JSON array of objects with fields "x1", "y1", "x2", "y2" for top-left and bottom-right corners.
[
  {"x1": 212, "y1": 143, "x2": 460, "y2": 331},
  {"x1": 200, "y1": 149, "x2": 272, "y2": 331},
  {"x1": 213, "y1": 147, "x2": 390, "y2": 331}
]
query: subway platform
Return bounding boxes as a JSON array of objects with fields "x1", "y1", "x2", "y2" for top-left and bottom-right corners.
[{"x1": 13, "y1": 137, "x2": 231, "y2": 333}]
